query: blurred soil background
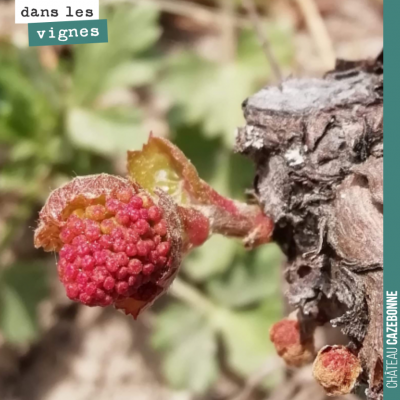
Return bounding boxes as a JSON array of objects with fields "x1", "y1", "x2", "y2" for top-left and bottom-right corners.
[{"x1": 0, "y1": 1, "x2": 382, "y2": 400}]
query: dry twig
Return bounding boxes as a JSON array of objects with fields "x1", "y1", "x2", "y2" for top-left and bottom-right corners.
[
  {"x1": 220, "y1": 0, "x2": 237, "y2": 62},
  {"x1": 230, "y1": 356, "x2": 283, "y2": 400},
  {"x1": 242, "y1": 0, "x2": 283, "y2": 82},
  {"x1": 293, "y1": 0, "x2": 335, "y2": 70}
]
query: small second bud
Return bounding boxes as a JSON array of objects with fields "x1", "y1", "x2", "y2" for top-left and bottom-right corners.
[{"x1": 269, "y1": 318, "x2": 315, "y2": 367}]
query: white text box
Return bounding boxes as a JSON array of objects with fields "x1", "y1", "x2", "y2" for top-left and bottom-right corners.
[{"x1": 15, "y1": 0, "x2": 99, "y2": 24}]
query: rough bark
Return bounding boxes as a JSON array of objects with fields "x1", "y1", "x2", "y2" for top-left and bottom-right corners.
[{"x1": 236, "y1": 53, "x2": 383, "y2": 399}]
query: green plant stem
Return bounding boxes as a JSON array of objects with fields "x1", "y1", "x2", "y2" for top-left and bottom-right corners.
[{"x1": 169, "y1": 277, "x2": 216, "y2": 316}]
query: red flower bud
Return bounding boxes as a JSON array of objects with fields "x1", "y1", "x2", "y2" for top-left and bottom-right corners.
[{"x1": 34, "y1": 174, "x2": 183, "y2": 318}]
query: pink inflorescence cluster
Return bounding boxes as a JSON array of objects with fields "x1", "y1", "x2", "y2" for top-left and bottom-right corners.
[{"x1": 57, "y1": 189, "x2": 171, "y2": 307}]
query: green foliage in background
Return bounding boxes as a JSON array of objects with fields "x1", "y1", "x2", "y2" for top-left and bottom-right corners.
[
  {"x1": 68, "y1": 5, "x2": 161, "y2": 155},
  {"x1": 0, "y1": 2, "x2": 293, "y2": 394},
  {"x1": 0, "y1": 263, "x2": 49, "y2": 344},
  {"x1": 159, "y1": 27, "x2": 292, "y2": 146}
]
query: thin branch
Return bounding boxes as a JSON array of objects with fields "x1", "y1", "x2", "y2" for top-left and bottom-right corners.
[
  {"x1": 264, "y1": 366, "x2": 313, "y2": 400},
  {"x1": 294, "y1": 0, "x2": 335, "y2": 70},
  {"x1": 220, "y1": 0, "x2": 237, "y2": 62},
  {"x1": 169, "y1": 277, "x2": 216, "y2": 316},
  {"x1": 229, "y1": 356, "x2": 283, "y2": 400},
  {"x1": 242, "y1": 0, "x2": 283, "y2": 82}
]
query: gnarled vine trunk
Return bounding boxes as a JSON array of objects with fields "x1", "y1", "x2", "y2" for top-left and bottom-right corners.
[{"x1": 236, "y1": 52, "x2": 383, "y2": 399}]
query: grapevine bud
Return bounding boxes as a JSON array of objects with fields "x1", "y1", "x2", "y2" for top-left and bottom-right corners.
[
  {"x1": 312, "y1": 345, "x2": 362, "y2": 396},
  {"x1": 269, "y1": 318, "x2": 315, "y2": 367},
  {"x1": 35, "y1": 135, "x2": 274, "y2": 318}
]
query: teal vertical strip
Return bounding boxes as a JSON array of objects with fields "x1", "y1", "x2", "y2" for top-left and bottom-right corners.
[
  {"x1": 384, "y1": 2, "x2": 399, "y2": 399},
  {"x1": 28, "y1": 19, "x2": 108, "y2": 46}
]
